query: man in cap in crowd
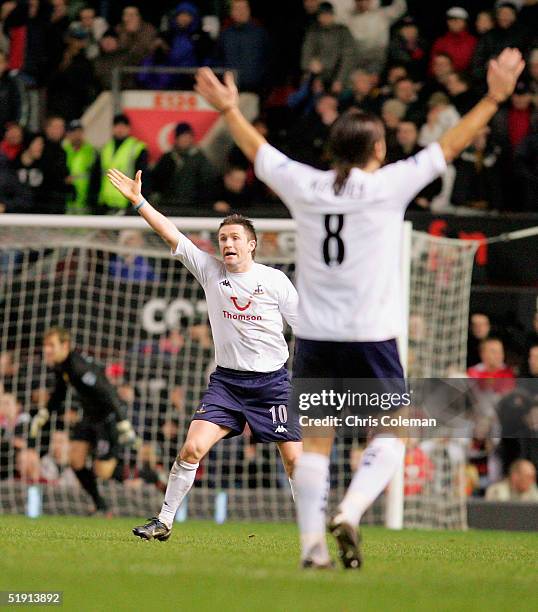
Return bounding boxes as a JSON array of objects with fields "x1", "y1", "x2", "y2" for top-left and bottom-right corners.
[
  {"x1": 430, "y1": 7, "x2": 477, "y2": 73},
  {"x1": 90, "y1": 113, "x2": 148, "y2": 213}
]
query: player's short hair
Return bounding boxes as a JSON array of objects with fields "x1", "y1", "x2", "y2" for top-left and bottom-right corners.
[
  {"x1": 44, "y1": 326, "x2": 71, "y2": 345},
  {"x1": 327, "y1": 109, "x2": 385, "y2": 194},
  {"x1": 218, "y1": 214, "x2": 257, "y2": 257}
]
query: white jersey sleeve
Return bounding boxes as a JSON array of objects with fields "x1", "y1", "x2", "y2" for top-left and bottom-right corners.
[
  {"x1": 377, "y1": 142, "x2": 447, "y2": 210},
  {"x1": 254, "y1": 143, "x2": 313, "y2": 212},
  {"x1": 275, "y1": 270, "x2": 299, "y2": 332},
  {"x1": 171, "y1": 233, "x2": 219, "y2": 286}
]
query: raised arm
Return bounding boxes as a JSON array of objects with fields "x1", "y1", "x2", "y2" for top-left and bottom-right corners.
[
  {"x1": 195, "y1": 68, "x2": 266, "y2": 163},
  {"x1": 107, "y1": 169, "x2": 181, "y2": 250},
  {"x1": 439, "y1": 48, "x2": 525, "y2": 163}
]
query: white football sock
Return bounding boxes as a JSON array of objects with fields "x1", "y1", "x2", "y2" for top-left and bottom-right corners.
[
  {"x1": 294, "y1": 452, "x2": 331, "y2": 564},
  {"x1": 158, "y1": 460, "x2": 199, "y2": 529},
  {"x1": 336, "y1": 436, "x2": 405, "y2": 528}
]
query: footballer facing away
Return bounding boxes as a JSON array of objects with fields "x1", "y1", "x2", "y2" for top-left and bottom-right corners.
[
  {"x1": 194, "y1": 48, "x2": 525, "y2": 568},
  {"x1": 31, "y1": 327, "x2": 138, "y2": 514},
  {"x1": 106, "y1": 170, "x2": 301, "y2": 541}
]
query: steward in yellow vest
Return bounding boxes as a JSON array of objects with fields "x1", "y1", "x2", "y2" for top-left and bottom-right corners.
[
  {"x1": 89, "y1": 114, "x2": 148, "y2": 213},
  {"x1": 62, "y1": 120, "x2": 96, "y2": 214}
]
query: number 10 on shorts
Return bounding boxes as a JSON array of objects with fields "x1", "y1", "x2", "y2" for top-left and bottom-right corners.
[{"x1": 269, "y1": 405, "x2": 288, "y2": 424}]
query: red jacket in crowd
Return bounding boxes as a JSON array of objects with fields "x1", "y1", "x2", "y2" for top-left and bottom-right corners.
[{"x1": 430, "y1": 30, "x2": 477, "y2": 73}]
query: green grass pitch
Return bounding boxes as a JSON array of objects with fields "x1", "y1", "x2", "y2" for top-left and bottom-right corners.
[{"x1": 1, "y1": 516, "x2": 537, "y2": 612}]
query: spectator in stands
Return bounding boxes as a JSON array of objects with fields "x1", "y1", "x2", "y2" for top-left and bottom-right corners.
[
  {"x1": 213, "y1": 165, "x2": 252, "y2": 214},
  {"x1": 286, "y1": 92, "x2": 338, "y2": 168},
  {"x1": 14, "y1": 131, "x2": 67, "y2": 215},
  {"x1": 93, "y1": 29, "x2": 129, "y2": 91},
  {"x1": 345, "y1": 0, "x2": 407, "y2": 74},
  {"x1": 47, "y1": 0, "x2": 70, "y2": 74},
  {"x1": 62, "y1": 120, "x2": 96, "y2": 214},
  {"x1": 338, "y1": 69, "x2": 380, "y2": 114},
  {"x1": 393, "y1": 76, "x2": 425, "y2": 125},
  {"x1": 0, "y1": 51, "x2": 21, "y2": 137},
  {"x1": 3, "y1": 0, "x2": 50, "y2": 86},
  {"x1": 0, "y1": 151, "x2": 31, "y2": 213},
  {"x1": 387, "y1": 16, "x2": 428, "y2": 80},
  {"x1": 485, "y1": 459, "x2": 538, "y2": 501},
  {"x1": 380, "y1": 98, "x2": 406, "y2": 151},
  {"x1": 475, "y1": 10, "x2": 495, "y2": 37},
  {"x1": 424, "y1": 53, "x2": 454, "y2": 97},
  {"x1": 139, "y1": 2, "x2": 213, "y2": 90},
  {"x1": 467, "y1": 337, "x2": 516, "y2": 398},
  {"x1": 47, "y1": 24, "x2": 96, "y2": 121},
  {"x1": 116, "y1": 5, "x2": 156, "y2": 66},
  {"x1": 467, "y1": 313, "x2": 492, "y2": 368},
  {"x1": 494, "y1": 80, "x2": 537, "y2": 153},
  {"x1": 216, "y1": 0, "x2": 270, "y2": 93},
  {"x1": 0, "y1": 122, "x2": 24, "y2": 161},
  {"x1": 301, "y1": 2, "x2": 357, "y2": 95},
  {"x1": 302, "y1": 0, "x2": 321, "y2": 32},
  {"x1": 287, "y1": 68, "x2": 326, "y2": 119},
  {"x1": 40, "y1": 430, "x2": 79, "y2": 487},
  {"x1": 228, "y1": 117, "x2": 273, "y2": 202},
  {"x1": 430, "y1": 7, "x2": 476, "y2": 74},
  {"x1": 386, "y1": 120, "x2": 442, "y2": 210},
  {"x1": 418, "y1": 92, "x2": 459, "y2": 146},
  {"x1": 151, "y1": 121, "x2": 215, "y2": 214},
  {"x1": 378, "y1": 63, "x2": 408, "y2": 98},
  {"x1": 71, "y1": 5, "x2": 109, "y2": 61},
  {"x1": 451, "y1": 128, "x2": 504, "y2": 210},
  {"x1": 445, "y1": 71, "x2": 479, "y2": 115},
  {"x1": 41, "y1": 115, "x2": 71, "y2": 211},
  {"x1": 0, "y1": 350, "x2": 19, "y2": 392},
  {"x1": 108, "y1": 229, "x2": 157, "y2": 282},
  {"x1": 12, "y1": 136, "x2": 44, "y2": 212},
  {"x1": 472, "y1": 2, "x2": 530, "y2": 83},
  {"x1": 90, "y1": 113, "x2": 148, "y2": 213}
]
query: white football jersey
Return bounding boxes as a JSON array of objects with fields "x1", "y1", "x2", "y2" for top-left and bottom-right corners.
[
  {"x1": 255, "y1": 142, "x2": 447, "y2": 342},
  {"x1": 172, "y1": 237, "x2": 298, "y2": 372}
]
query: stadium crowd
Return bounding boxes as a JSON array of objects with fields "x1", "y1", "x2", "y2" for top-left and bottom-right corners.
[
  {"x1": 0, "y1": 0, "x2": 538, "y2": 506},
  {"x1": 0, "y1": 0, "x2": 536, "y2": 214}
]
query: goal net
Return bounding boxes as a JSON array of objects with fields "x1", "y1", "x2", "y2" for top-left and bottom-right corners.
[{"x1": 0, "y1": 217, "x2": 477, "y2": 528}]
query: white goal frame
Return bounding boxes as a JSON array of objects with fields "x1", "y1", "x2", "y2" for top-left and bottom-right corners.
[{"x1": 0, "y1": 215, "x2": 411, "y2": 528}]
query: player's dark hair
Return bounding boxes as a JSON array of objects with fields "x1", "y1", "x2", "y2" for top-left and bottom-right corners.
[
  {"x1": 327, "y1": 109, "x2": 385, "y2": 195},
  {"x1": 218, "y1": 214, "x2": 257, "y2": 258},
  {"x1": 44, "y1": 326, "x2": 71, "y2": 344}
]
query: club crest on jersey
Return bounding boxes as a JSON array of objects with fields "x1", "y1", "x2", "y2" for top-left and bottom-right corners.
[
  {"x1": 253, "y1": 283, "x2": 264, "y2": 295},
  {"x1": 230, "y1": 296, "x2": 252, "y2": 311}
]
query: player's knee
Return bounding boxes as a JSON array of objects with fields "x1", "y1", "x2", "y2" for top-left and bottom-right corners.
[
  {"x1": 282, "y1": 456, "x2": 296, "y2": 478},
  {"x1": 179, "y1": 439, "x2": 204, "y2": 463}
]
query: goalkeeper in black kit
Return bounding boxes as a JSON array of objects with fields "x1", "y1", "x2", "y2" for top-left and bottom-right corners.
[{"x1": 30, "y1": 327, "x2": 138, "y2": 514}]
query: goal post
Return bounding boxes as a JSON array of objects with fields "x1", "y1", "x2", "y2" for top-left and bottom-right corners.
[{"x1": 0, "y1": 216, "x2": 476, "y2": 529}]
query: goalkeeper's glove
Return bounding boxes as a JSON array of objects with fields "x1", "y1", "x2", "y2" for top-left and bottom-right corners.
[
  {"x1": 116, "y1": 419, "x2": 139, "y2": 448},
  {"x1": 30, "y1": 408, "x2": 50, "y2": 438}
]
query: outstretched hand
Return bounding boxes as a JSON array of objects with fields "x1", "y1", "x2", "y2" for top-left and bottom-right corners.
[
  {"x1": 487, "y1": 48, "x2": 525, "y2": 103},
  {"x1": 195, "y1": 68, "x2": 239, "y2": 113},
  {"x1": 107, "y1": 169, "x2": 142, "y2": 204}
]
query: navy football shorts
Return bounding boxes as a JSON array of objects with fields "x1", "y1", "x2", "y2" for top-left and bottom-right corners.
[{"x1": 192, "y1": 366, "x2": 301, "y2": 443}]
